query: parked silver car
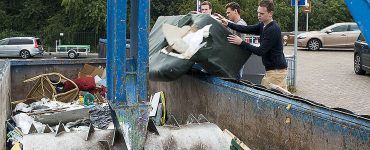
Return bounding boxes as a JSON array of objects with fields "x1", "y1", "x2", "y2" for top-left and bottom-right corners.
[
  {"x1": 297, "y1": 22, "x2": 360, "y2": 51},
  {"x1": 0, "y1": 37, "x2": 44, "y2": 58}
]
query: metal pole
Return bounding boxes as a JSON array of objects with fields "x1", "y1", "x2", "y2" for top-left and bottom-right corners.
[
  {"x1": 107, "y1": 0, "x2": 151, "y2": 149},
  {"x1": 306, "y1": 12, "x2": 309, "y2": 32},
  {"x1": 106, "y1": 0, "x2": 115, "y2": 101},
  {"x1": 293, "y1": 0, "x2": 298, "y2": 88}
]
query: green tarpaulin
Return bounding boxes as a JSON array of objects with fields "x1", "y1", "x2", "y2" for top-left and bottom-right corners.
[{"x1": 149, "y1": 14, "x2": 252, "y2": 81}]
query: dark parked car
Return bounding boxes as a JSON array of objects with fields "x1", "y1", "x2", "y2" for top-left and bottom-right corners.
[{"x1": 354, "y1": 33, "x2": 370, "y2": 75}]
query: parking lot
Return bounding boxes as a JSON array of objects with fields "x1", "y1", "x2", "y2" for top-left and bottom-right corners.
[{"x1": 285, "y1": 46, "x2": 370, "y2": 115}]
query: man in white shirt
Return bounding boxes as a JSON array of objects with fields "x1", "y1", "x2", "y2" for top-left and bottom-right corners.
[
  {"x1": 225, "y1": 2, "x2": 248, "y2": 79},
  {"x1": 200, "y1": 1, "x2": 213, "y2": 15},
  {"x1": 225, "y1": 2, "x2": 247, "y2": 41}
]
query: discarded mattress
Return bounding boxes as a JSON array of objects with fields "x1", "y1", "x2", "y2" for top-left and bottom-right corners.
[{"x1": 149, "y1": 14, "x2": 252, "y2": 81}]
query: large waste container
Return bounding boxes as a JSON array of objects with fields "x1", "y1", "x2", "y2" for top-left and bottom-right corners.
[
  {"x1": 98, "y1": 38, "x2": 107, "y2": 58},
  {"x1": 240, "y1": 54, "x2": 265, "y2": 84},
  {"x1": 98, "y1": 39, "x2": 130, "y2": 58}
]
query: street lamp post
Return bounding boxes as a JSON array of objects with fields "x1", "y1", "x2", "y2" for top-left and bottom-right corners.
[{"x1": 59, "y1": 33, "x2": 64, "y2": 46}]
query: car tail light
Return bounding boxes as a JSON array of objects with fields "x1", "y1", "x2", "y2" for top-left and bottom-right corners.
[{"x1": 34, "y1": 40, "x2": 38, "y2": 48}]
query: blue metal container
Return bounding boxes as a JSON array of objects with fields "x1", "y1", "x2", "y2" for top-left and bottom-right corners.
[{"x1": 149, "y1": 74, "x2": 370, "y2": 149}]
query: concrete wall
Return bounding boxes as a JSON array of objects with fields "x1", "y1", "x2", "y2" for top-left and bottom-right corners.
[
  {"x1": 149, "y1": 74, "x2": 370, "y2": 150},
  {"x1": 0, "y1": 61, "x2": 11, "y2": 150},
  {"x1": 10, "y1": 59, "x2": 106, "y2": 101}
]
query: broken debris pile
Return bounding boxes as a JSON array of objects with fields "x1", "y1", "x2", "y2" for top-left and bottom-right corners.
[
  {"x1": 6, "y1": 64, "x2": 113, "y2": 149},
  {"x1": 89, "y1": 104, "x2": 112, "y2": 129}
]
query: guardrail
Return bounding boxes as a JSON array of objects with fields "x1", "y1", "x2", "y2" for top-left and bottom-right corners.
[
  {"x1": 286, "y1": 55, "x2": 296, "y2": 91},
  {"x1": 245, "y1": 35, "x2": 260, "y2": 44}
]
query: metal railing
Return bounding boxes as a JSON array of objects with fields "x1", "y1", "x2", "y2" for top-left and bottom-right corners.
[
  {"x1": 245, "y1": 35, "x2": 260, "y2": 44},
  {"x1": 286, "y1": 55, "x2": 296, "y2": 91}
]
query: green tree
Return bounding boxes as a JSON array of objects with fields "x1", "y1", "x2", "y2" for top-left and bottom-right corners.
[
  {"x1": 15, "y1": 0, "x2": 53, "y2": 31},
  {"x1": 60, "y1": 0, "x2": 106, "y2": 33},
  {"x1": 0, "y1": 0, "x2": 356, "y2": 46},
  {"x1": 308, "y1": 0, "x2": 352, "y2": 31},
  {"x1": 0, "y1": 9, "x2": 7, "y2": 30}
]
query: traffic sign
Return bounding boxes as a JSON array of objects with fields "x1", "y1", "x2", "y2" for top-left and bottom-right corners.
[
  {"x1": 291, "y1": 0, "x2": 308, "y2": 6},
  {"x1": 302, "y1": 0, "x2": 311, "y2": 13}
]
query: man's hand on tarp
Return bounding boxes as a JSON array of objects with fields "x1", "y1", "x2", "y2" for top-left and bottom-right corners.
[
  {"x1": 214, "y1": 13, "x2": 230, "y2": 27},
  {"x1": 227, "y1": 35, "x2": 242, "y2": 45}
]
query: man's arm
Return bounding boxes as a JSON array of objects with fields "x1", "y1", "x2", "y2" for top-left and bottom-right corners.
[
  {"x1": 240, "y1": 33, "x2": 247, "y2": 41},
  {"x1": 227, "y1": 22, "x2": 261, "y2": 35},
  {"x1": 239, "y1": 28, "x2": 277, "y2": 56}
]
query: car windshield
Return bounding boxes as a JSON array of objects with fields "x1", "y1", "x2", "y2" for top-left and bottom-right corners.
[{"x1": 320, "y1": 24, "x2": 336, "y2": 32}]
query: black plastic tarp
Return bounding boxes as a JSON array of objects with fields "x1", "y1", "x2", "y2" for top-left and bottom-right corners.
[{"x1": 149, "y1": 14, "x2": 251, "y2": 81}]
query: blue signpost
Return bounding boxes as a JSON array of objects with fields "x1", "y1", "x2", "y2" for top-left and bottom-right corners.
[{"x1": 291, "y1": 0, "x2": 307, "y2": 90}]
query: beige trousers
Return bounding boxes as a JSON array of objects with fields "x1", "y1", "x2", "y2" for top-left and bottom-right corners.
[{"x1": 261, "y1": 69, "x2": 288, "y2": 90}]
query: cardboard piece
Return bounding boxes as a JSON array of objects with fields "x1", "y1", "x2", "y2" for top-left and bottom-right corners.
[
  {"x1": 101, "y1": 68, "x2": 106, "y2": 79},
  {"x1": 78, "y1": 64, "x2": 104, "y2": 78},
  {"x1": 149, "y1": 92, "x2": 161, "y2": 117}
]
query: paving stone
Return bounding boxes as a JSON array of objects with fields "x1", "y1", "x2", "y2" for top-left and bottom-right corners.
[{"x1": 284, "y1": 46, "x2": 370, "y2": 115}]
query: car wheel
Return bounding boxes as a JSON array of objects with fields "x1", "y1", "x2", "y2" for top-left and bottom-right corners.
[
  {"x1": 20, "y1": 50, "x2": 31, "y2": 59},
  {"x1": 68, "y1": 51, "x2": 77, "y2": 59},
  {"x1": 308, "y1": 39, "x2": 321, "y2": 51},
  {"x1": 354, "y1": 53, "x2": 366, "y2": 75}
]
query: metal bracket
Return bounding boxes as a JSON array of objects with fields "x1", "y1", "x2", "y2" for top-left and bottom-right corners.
[
  {"x1": 186, "y1": 114, "x2": 200, "y2": 124},
  {"x1": 198, "y1": 114, "x2": 210, "y2": 123},
  {"x1": 43, "y1": 124, "x2": 54, "y2": 133},
  {"x1": 55, "y1": 121, "x2": 66, "y2": 137},
  {"x1": 111, "y1": 128, "x2": 128, "y2": 150},
  {"x1": 28, "y1": 123, "x2": 38, "y2": 134},
  {"x1": 167, "y1": 115, "x2": 180, "y2": 127},
  {"x1": 85, "y1": 124, "x2": 95, "y2": 141},
  {"x1": 147, "y1": 119, "x2": 159, "y2": 135}
]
